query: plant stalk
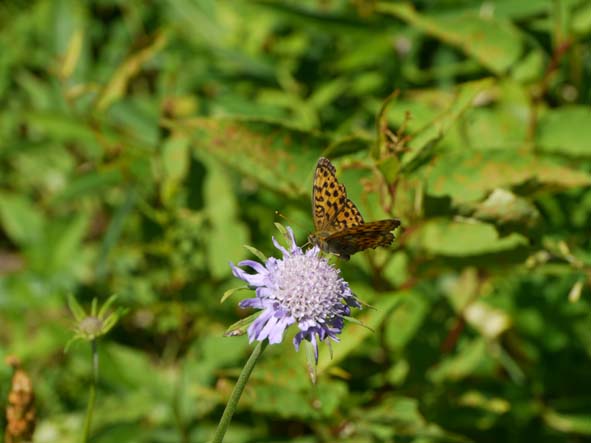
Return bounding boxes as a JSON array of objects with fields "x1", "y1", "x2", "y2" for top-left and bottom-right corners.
[
  {"x1": 82, "y1": 339, "x2": 98, "y2": 443},
  {"x1": 211, "y1": 341, "x2": 267, "y2": 443}
]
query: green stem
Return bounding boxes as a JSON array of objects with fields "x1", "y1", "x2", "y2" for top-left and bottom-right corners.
[
  {"x1": 82, "y1": 339, "x2": 98, "y2": 443},
  {"x1": 211, "y1": 341, "x2": 267, "y2": 443},
  {"x1": 173, "y1": 362, "x2": 189, "y2": 443}
]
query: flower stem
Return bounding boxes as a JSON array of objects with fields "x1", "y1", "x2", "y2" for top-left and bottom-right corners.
[
  {"x1": 211, "y1": 341, "x2": 267, "y2": 443},
  {"x1": 82, "y1": 339, "x2": 98, "y2": 443}
]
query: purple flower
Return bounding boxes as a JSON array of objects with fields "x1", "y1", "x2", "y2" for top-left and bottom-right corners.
[{"x1": 230, "y1": 227, "x2": 360, "y2": 362}]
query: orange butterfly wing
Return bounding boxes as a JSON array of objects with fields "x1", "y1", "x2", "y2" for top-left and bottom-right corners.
[
  {"x1": 312, "y1": 157, "x2": 363, "y2": 232},
  {"x1": 310, "y1": 157, "x2": 401, "y2": 259},
  {"x1": 324, "y1": 219, "x2": 401, "y2": 259}
]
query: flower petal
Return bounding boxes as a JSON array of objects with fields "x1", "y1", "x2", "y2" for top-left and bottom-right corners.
[
  {"x1": 231, "y1": 262, "x2": 267, "y2": 287},
  {"x1": 229, "y1": 225, "x2": 360, "y2": 363},
  {"x1": 257, "y1": 313, "x2": 280, "y2": 343},
  {"x1": 267, "y1": 315, "x2": 294, "y2": 344},
  {"x1": 271, "y1": 236, "x2": 290, "y2": 257},
  {"x1": 255, "y1": 287, "x2": 273, "y2": 299},
  {"x1": 247, "y1": 309, "x2": 273, "y2": 342},
  {"x1": 298, "y1": 317, "x2": 317, "y2": 331},
  {"x1": 293, "y1": 331, "x2": 304, "y2": 351},
  {"x1": 310, "y1": 332, "x2": 319, "y2": 362},
  {"x1": 239, "y1": 298, "x2": 264, "y2": 309},
  {"x1": 285, "y1": 226, "x2": 299, "y2": 254},
  {"x1": 237, "y1": 260, "x2": 268, "y2": 275}
]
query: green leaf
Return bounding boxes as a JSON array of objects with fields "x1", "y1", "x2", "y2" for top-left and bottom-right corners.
[
  {"x1": 248, "y1": 352, "x2": 349, "y2": 419},
  {"x1": 174, "y1": 117, "x2": 332, "y2": 197},
  {"x1": 91, "y1": 298, "x2": 98, "y2": 316},
  {"x1": 224, "y1": 312, "x2": 259, "y2": 337},
  {"x1": 457, "y1": 188, "x2": 541, "y2": 235},
  {"x1": 95, "y1": 32, "x2": 167, "y2": 111},
  {"x1": 543, "y1": 409, "x2": 591, "y2": 435},
  {"x1": 48, "y1": 213, "x2": 90, "y2": 273},
  {"x1": 59, "y1": 29, "x2": 84, "y2": 80},
  {"x1": 201, "y1": 154, "x2": 249, "y2": 278},
  {"x1": 512, "y1": 49, "x2": 545, "y2": 83},
  {"x1": 243, "y1": 245, "x2": 267, "y2": 263},
  {"x1": 568, "y1": 279, "x2": 584, "y2": 303},
  {"x1": 359, "y1": 395, "x2": 468, "y2": 442},
  {"x1": 423, "y1": 150, "x2": 591, "y2": 202},
  {"x1": 26, "y1": 112, "x2": 102, "y2": 158},
  {"x1": 98, "y1": 295, "x2": 118, "y2": 319},
  {"x1": 572, "y1": 2, "x2": 591, "y2": 35},
  {"x1": 462, "y1": 80, "x2": 531, "y2": 149},
  {"x1": 273, "y1": 222, "x2": 288, "y2": 237},
  {"x1": 317, "y1": 288, "x2": 404, "y2": 374},
  {"x1": 0, "y1": 192, "x2": 44, "y2": 246},
  {"x1": 458, "y1": 391, "x2": 510, "y2": 414},
  {"x1": 67, "y1": 294, "x2": 86, "y2": 322},
  {"x1": 383, "y1": 295, "x2": 429, "y2": 351},
  {"x1": 220, "y1": 286, "x2": 249, "y2": 304},
  {"x1": 537, "y1": 106, "x2": 591, "y2": 157},
  {"x1": 377, "y1": 3, "x2": 524, "y2": 74},
  {"x1": 428, "y1": 338, "x2": 488, "y2": 382},
  {"x1": 412, "y1": 219, "x2": 528, "y2": 256},
  {"x1": 53, "y1": 169, "x2": 124, "y2": 202},
  {"x1": 465, "y1": 302, "x2": 511, "y2": 339},
  {"x1": 402, "y1": 78, "x2": 495, "y2": 172},
  {"x1": 161, "y1": 136, "x2": 190, "y2": 205},
  {"x1": 376, "y1": 155, "x2": 400, "y2": 184},
  {"x1": 96, "y1": 189, "x2": 136, "y2": 279}
]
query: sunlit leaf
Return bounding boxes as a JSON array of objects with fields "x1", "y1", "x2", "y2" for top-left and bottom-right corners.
[
  {"x1": 378, "y1": 3, "x2": 524, "y2": 74},
  {"x1": 537, "y1": 106, "x2": 591, "y2": 157},
  {"x1": 423, "y1": 150, "x2": 591, "y2": 202}
]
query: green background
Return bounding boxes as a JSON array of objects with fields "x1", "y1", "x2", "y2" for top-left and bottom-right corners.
[{"x1": 1, "y1": 1, "x2": 590, "y2": 442}]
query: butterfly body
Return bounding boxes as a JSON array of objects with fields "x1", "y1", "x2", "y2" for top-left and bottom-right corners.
[{"x1": 309, "y1": 157, "x2": 401, "y2": 260}]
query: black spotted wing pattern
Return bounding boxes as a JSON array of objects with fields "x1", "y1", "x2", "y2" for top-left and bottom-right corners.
[{"x1": 310, "y1": 157, "x2": 401, "y2": 259}]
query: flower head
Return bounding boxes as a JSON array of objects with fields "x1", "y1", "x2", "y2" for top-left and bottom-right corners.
[
  {"x1": 230, "y1": 227, "x2": 360, "y2": 362},
  {"x1": 65, "y1": 294, "x2": 126, "y2": 351}
]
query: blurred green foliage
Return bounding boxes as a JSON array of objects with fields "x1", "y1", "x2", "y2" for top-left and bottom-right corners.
[{"x1": 1, "y1": 1, "x2": 590, "y2": 442}]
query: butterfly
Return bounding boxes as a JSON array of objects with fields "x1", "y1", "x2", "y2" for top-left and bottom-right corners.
[{"x1": 308, "y1": 157, "x2": 401, "y2": 260}]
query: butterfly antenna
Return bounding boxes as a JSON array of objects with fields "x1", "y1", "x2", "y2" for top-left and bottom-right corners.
[
  {"x1": 275, "y1": 211, "x2": 314, "y2": 249},
  {"x1": 274, "y1": 210, "x2": 308, "y2": 230},
  {"x1": 275, "y1": 210, "x2": 289, "y2": 222}
]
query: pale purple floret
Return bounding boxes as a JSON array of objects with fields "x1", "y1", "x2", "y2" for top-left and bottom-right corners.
[{"x1": 230, "y1": 227, "x2": 360, "y2": 362}]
